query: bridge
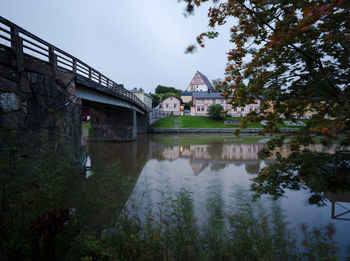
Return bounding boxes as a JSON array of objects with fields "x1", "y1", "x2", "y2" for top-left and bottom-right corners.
[{"x1": 0, "y1": 16, "x2": 149, "y2": 142}]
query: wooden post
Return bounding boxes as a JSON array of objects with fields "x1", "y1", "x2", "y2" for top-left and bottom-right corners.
[
  {"x1": 11, "y1": 27, "x2": 23, "y2": 72},
  {"x1": 49, "y1": 47, "x2": 57, "y2": 80},
  {"x1": 88, "y1": 68, "x2": 92, "y2": 79},
  {"x1": 72, "y1": 59, "x2": 77, "y2": 74}
]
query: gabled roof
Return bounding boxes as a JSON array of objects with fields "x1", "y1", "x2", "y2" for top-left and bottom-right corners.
[
  {"x1": 187, "y1": 71, "x2": 214, "y2": 90},
  {"x1": 181, "y1": 91, "x2": 204, "y2": 96},
  {"x1": 161, "y1": 96, "x2": 182, "y2": 102},
  {"x1": 197, "y1": 71, "x2": 213, "y2": 90},
  {"x1": 192, "y1": 92, "x2": 224, "y2": 99}
]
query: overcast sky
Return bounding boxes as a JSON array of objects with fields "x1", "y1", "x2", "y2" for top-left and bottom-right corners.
[{"x1": 1, "y1": 0, "x2": 232, "y2": 93}]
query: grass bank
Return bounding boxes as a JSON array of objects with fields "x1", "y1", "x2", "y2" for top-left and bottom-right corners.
[
  {"x1": 152, "y1": 116, "x2": 256, "y2": 128},
  {"x1": 152, "y1": 116, "x2": 303, "y2": 129}
]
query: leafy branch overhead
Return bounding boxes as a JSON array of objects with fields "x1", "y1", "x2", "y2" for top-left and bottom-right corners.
[
  {"x1": 180, "y1": 0, "x2": 350, "y2": 201},
  {"x1": 182, "y1": 0, "x2": 349, "y2": 143}
]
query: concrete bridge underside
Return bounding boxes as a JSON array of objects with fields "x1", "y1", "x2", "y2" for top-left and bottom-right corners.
[{"x1": 0, "y1": 44, "x2": 149, "y2": 142}]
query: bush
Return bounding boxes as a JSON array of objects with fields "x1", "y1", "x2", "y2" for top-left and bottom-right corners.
[{"x1": 208, "y1": 104, "x2": 224, "y2": 120}]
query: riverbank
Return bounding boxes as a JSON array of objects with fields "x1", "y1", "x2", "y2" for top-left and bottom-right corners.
[
  {"x1": 151, "y1": 116, "x2": 305, "y2": 130},
  {"x1": 152, "y1": 127, "x2": 298, "y2": 133}
]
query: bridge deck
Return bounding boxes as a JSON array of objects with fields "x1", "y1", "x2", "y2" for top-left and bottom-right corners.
[{"x1": 0, "y1": 16, "x2": 148, "y2": 113}]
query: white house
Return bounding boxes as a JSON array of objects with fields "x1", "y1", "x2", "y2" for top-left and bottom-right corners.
[
  {"x1": 130, "y1": 88, "x2": 152, "y2": 109},
  {"x1": 160, "y1": 96, "x2": 182, "y2": 115}
]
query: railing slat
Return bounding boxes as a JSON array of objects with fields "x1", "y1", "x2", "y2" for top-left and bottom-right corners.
[
  {"x1": 0, "y1": 16, "x2": 149, "y2": 111},
  {"x1": 22, "y1": 37, "x2": 48, "y2": 52},
  {"x1": 23, "y1": 44, "x2": 49, "y2": 58}
]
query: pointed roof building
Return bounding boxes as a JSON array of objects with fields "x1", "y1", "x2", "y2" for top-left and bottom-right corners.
[{"x1": 186, "y1": 71, "x2": 214, "y2": 92}]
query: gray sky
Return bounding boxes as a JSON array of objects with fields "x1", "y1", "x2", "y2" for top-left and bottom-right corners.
[{"x1": 1, "y1": 0, "x2": 232, "y2": 93}]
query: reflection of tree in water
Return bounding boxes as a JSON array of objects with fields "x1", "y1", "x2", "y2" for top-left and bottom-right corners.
[
  {"x1": 252, "y1": 150, "x2": 350, "y2": 206},
  {"x1": 207, "y1": 142, "x2": 223, "y2": 159},
  {"x1": 245, "y1": 162, "x2": 261, "y2": 174}
]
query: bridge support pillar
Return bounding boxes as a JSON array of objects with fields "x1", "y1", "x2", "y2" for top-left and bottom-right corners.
[
  {"x1": 137, "y1": 112, "x2": 149, "y2": 134},
  {"x1": 89, "y1": 106, "x2": 137, "y2": 141}
]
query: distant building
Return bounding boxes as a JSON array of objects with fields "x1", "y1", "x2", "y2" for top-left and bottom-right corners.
[
  {"x1": 130, "y1": 88, "x2": 152, "y2": 109},
  {"x1": 192, "y1": 92, "x2": 226, "y2": 116},
  {"x1": 192, "y1": 92, "x2": 262, "y2": 117},
  {"x1": 180, "y1": 91, "x2": 193, "y2": 103},
  {"x1": 160, "y1": 96, "x2": 182, "y2": 115},
  {"x1": 186, "y1": 71, "x2": 214, "y2": 92}
]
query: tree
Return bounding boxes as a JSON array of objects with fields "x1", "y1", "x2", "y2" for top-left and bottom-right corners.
[
  {"x1": 184, "y1": 101, "x2": 193, "y2": 110},
  {"x1": 151, "y1": 94, "x2": 160, "y2": 108},
  {"x1": 180, "y1": 0, "x2": 350, "y2": 202},
  {"x1": 155, "y1": 85, "x2": 181, "y2": 96},
  {"x1": 208, "y1": 104, "x2": 224, "y2": 120}
]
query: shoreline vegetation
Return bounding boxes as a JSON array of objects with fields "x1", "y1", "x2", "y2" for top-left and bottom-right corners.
[{"x1": 151, "y1": 116, "x2": 305, "y2": 129}]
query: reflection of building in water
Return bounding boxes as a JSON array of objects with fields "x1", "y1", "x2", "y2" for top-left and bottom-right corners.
[
  {"x1": 154, "y1": 142, "x2": 350, "y2": 176},
  {"x1": 223, "y1": 144, "x2": 263, "y2": 161},
  {"x1": 190, "y1": 145, "x2": 211, "y2": 160},
  {"x1": 191, "y1": 162, "x2": 209, "y2": 175},
  {"x1": 162, "y1": 146, "x2": 181, "y2": 161},
  {"x1": 156, "y1": 143, "x2": 265, "y2": 175}
]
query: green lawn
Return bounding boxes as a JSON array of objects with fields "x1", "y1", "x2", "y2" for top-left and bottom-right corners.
[
  {"x1": 152, "y1": 116, "x2": 261, "y2": 128},
  {"x1": 152, "y1": 116, "x2": 177, "y2": 128},
  {"x1": 152, "y1": 116, "x2": 310, "y2": 129}
]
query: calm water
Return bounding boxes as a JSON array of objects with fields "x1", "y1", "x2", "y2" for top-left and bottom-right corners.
[
  {"x1": 86, "y1": 134, "x2": 350, "y2": 259},
  {"x1": 3, "y1": 131, "x2": 350, "y2": 259}
]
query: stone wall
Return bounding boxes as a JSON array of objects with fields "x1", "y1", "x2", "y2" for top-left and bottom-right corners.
[
  {"x1": 0, "y1": 46, "x2": 82, "y2": 152},
  {"x1": 150, "y1": 110, "x2": 173, "y2": 125},
  {"x1": 89, "y1": 106, "x2": 136, "y2": 141}
]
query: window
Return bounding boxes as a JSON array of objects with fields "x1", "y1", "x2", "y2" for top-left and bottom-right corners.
[
  {"x1": 241, "y1": 108, "x2": 244, "y2": 112},
  {"x1": 166, "y1": 103, "x2": 169, "y2": 108},
  {"x1": 197, "y1": 107, "x2": 200, "y2": 111},
  {"x1": 201, "y1": 107, "x2": 204, "y2": 111},
  {"x1": 174, "y1": 104, "x2": 177, "y2": 108}
]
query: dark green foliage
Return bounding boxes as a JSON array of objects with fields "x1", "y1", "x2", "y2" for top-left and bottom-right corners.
[
  {"x1": 184, "y1": 101, "x2": 192, "y2": 110},
  {"x1": 151, "y1": 94, "x2": 160, "y2": 108},
  {"x1": 103, "y1": 187, "x2": 343, "y2": 261},
  {"x1": 252, "y1": 148, "x2": 350, "y2": 205},
  {"x1": 208, "y1": 104, "x2": 224, "y2": 120},
  {"x1": 155, "y1": 85, "x2": 181, "y2": 96}
]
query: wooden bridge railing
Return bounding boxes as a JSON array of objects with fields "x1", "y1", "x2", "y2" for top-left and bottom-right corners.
[{"x1": 0, "y1": 16, "x2": 148, "y2": 112}]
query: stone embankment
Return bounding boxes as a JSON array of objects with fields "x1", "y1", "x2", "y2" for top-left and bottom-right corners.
[{"x1": 151, "y1": 128, "x2": 299, "y2": 133}]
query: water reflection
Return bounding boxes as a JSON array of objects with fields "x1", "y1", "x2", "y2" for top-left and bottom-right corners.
[
  {"x1": 103, "y1": 135, "x2": 349, "y2": 259},
  {"x1": 324, "y1": 191, "x2": 350, "y2": 221},
  {"x1": 3, "y1": 130, "x2": 349, "y2": 260}
]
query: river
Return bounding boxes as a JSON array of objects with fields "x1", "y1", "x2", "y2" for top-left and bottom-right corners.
[
  {"x1": 2, "y1": 131, "x2": 350, "y2": 260},
  {"x1": 86, "y1": 133, "x2": 350, "y2": 260}
]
